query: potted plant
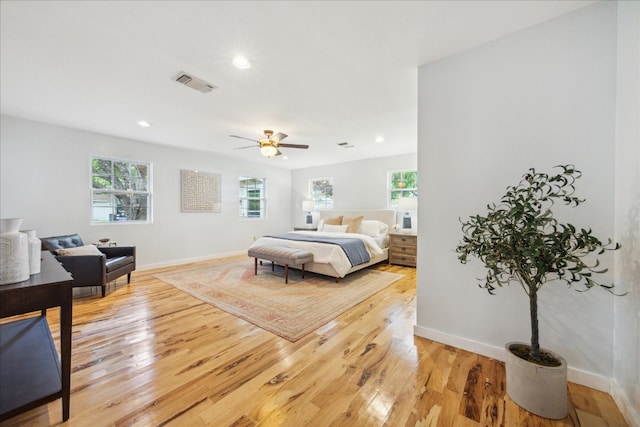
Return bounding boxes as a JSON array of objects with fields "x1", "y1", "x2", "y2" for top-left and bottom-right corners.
[{"x1": 455, "y1": 164, "x2": 621, "y2": 419}]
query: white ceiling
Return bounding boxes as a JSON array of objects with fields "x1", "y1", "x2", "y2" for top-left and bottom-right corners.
[{"x1": 0, "y1": 0, "x2": 595, "y2": 169}]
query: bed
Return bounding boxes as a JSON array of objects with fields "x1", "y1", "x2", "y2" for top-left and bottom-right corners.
[{"x1": 249, "y1": 209, "x2": 396, "y2": 281}]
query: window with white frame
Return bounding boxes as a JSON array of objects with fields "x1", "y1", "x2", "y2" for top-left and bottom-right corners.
[
  {"x1": 91, "y1": 157, "x2": 152, "y2": 223},
  {"x1": 388, "y1": 170, "x2": 417, "y2": 208},
  {"x1": 239, "y1": 177, "x2": 266, "y2": 218},
  {"x1": 310, "y1": 177, "x2": 333, "y2": 209}
]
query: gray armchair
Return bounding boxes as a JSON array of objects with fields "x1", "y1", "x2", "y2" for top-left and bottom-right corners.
[{"x1": 40, "y1": 234, "x2": 136, "y2": 297}]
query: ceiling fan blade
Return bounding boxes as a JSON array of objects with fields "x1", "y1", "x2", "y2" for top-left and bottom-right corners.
[
  {"x1": 275, "y1": 149, "x2": 282, "y2": 156},
  {"x1": 272, "y1": 132, "x2": 288, "y2": 143},
  {"x1": 234, "y1": 145, "x2": 258, "y2": 150},
  {"x1": 278, "y1": 143, "x2": 309, "y2": 149},
  {"x1": 230, "y1": 135, "x2": 260, "y2": 143}
]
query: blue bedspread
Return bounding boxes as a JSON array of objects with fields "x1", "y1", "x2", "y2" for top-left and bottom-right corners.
[{"x1": 265, "y1": 233, "x2": 370, "y2": 266}]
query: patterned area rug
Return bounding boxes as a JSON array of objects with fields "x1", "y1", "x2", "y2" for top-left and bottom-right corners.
[{"x1": 155, "y1": 259, "x2": 403, "y2": 341}]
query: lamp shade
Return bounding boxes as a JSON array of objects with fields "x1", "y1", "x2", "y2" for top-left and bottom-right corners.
[
  {"x1": 302, "y1": 200, "x2": 314, "y2": 212},
  {"x1": 398, "y1": 197, "x2": 417, "y2": 212}
]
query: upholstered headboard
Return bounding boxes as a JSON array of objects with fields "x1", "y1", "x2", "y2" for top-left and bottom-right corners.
[{"x1": 318, "y1": 209, "x2": 396, "y2": 230}]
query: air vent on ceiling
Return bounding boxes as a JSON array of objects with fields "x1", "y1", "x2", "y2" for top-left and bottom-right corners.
[
  {"x1": 337, "y1": 142, "x2": 354, "y2": 148},
  {"x1": 173, "y1": 71, "x2": 217, "y2": 93}
]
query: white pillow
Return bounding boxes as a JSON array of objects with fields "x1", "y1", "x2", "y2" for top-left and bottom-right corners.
[
  {"x1": 322, "y1": 224, "x2": 349, "y2": 233},
  {"x1": 317, "y1": 219, "x2": 325, "y2": 231},
  {"x1": 358, "y1": 220, "x2": 389, "y2": 237},
  {"x1": 56, "y1": 244, "x2": 103, "y2": 256}
]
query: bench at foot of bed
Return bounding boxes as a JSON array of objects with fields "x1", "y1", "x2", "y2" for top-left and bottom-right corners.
[{"x1": 248, "y1": 246, "x2": 314, "y2": 284}]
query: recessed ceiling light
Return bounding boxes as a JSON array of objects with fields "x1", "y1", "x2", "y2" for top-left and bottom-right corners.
[
  {"x1": 233, "y1": 56, "x2": 251, "y2": 69},
  {"x1": 374, "y1": 136, "x2": 384, "y2": 143},
  {"x1": 137, "y1": 121, "x2": 151, "y2": 127}
]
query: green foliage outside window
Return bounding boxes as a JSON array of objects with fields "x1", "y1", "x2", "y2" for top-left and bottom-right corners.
[
  {"x1": 240, "y1": 177, "x2": 266, "y2": 218},
  {"x1": 389, "y1": 170, "x2": 417, "y2": 207},
  {"x1": 91, "y1": 157, "x2": 151, "y2": 223},
  {"x1": 311, "y1": 178, "x2": 333, "y2": 209}
]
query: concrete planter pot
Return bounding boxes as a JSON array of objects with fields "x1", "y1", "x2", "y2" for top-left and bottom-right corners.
[{"x1": 505, "y1": 341, "x2": 568, "y2": 419}]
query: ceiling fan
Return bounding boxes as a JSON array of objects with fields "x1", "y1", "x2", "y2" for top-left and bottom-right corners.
[{"x1": 230, "y1": 130, "x2": 309, "y2": 157}]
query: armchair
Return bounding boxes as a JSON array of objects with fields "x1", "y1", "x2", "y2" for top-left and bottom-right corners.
[{"x1": 40, "y1": 234, "x2": 136, "y2": 297}]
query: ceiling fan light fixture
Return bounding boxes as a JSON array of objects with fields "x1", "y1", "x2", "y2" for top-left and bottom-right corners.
[
  {"x1": 231, "y1": 130, "x2": 307, "y2": 157},
  {"x1": 260, "y1": 143, "x2": 278, "y2": 157}
]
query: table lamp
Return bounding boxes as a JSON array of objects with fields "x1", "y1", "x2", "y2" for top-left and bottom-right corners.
[
  {"x1": 302, "y1": 200, "x2": 314, "y2": 224},
  {"x1": 398, "y1": 197, "x2": 417, "y2": 231}
]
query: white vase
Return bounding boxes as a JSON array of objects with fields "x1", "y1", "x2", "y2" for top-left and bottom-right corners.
[
  {"x1": 23, "y1": 229, "x2": 42, "y2": 275},
  {"x1": 505, "y1": 341, "x2": 568, "y2": 419},
  {"x1": 0, "y1": 218, "x2": 30, "y2": 285}
]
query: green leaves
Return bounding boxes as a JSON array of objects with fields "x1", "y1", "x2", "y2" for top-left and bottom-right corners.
[
  {"x1": 454, "y1": 164, "x2": 621, "y2": 361},
  {"x1": 456, "y1": 164, "x2": 618, "y2": 293}
]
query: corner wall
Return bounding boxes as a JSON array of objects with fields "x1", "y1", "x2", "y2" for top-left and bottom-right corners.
[
  {"x1": 612, "y1": 1, "x2": 640, "y2": 425},
  {"x1": 0, "y1": 116, "x2": 292, "y2": 269},
  {"x1": 416, "y1": 1, "x2": 618, "y2": 390}
]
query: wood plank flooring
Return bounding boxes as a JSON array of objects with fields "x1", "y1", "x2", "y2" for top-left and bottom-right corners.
[{"x1": 0, "y1": 256, "x2": 628, "y2": 427}]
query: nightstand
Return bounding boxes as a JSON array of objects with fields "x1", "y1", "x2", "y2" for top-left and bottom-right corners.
[
  {"x1": 293, "y1": 226, "x2": 317, "y2": 231},
  {"x1": 389, "y1": 233, "x2": 417, "y2": 267}
]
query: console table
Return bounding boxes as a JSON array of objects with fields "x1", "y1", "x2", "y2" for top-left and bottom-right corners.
[{"x1": 0, "y1": 251, "x2": 73, "y2": 422}]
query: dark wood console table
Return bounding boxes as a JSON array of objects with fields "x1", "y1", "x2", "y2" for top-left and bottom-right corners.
[{"x1": 0, "y1": 251, "x2": 73, "y2": 422}]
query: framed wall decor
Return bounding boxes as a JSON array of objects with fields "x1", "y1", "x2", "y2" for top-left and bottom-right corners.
[{"x1": 180, "y1": 169, "x2": 221, "y2": 212}]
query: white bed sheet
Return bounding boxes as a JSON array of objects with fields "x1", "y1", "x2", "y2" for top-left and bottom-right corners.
[{"x1": 249, "y1": 231, "x2": 384, "y2": 277}]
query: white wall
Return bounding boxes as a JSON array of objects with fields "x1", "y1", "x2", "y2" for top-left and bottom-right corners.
[
  {"x1": 0, "y1": 116, "x2": 292, "y2": 269},
  {"x1": 416, "y1": 0, "x2": 618, "y2": 392},
  {"x1": 613, "y1": 1, "x2": 640, "y2": 425},
  {"x1": 290, "y1": 153, "x2": 417, "y2": 225}
]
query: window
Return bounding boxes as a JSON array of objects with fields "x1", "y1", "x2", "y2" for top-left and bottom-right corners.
[
  {"x1": 389, "y1": 170, "x2": 417, "y2": 208},
  {"x1": 239, "y1": 177, "x2": 266, "y2": 218},
  {"x1": 91, "y1": 157, "x2": 152, "y2": 223},
  {"x1": 310, "y1": 177, "x2": 333, "y2": 209}
]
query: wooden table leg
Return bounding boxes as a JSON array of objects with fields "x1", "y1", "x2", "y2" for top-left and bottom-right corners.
[{"x1": 60, "y1": 282, "x2": 72, "y2": 421}]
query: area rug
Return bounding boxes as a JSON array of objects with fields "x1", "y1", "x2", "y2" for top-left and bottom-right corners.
[{"x1": 154, "y1": 260, "x2": 403, "y2": 341}]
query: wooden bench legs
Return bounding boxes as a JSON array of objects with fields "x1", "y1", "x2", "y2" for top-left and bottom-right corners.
[
  {"x1": 253, "y1": 257, "x2": 307, "y2": 284},
  {"x1": 248, "y1": 246, "x2": 313, "y2": 284}
]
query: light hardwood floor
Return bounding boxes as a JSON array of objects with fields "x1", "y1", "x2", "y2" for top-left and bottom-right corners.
[{"x1": 0, "y1": 257, "x2": 628, "y2": 427}]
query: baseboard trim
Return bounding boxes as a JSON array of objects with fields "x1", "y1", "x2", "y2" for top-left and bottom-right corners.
[
  {"x1": 611, "y1": 380, "x2": 640, "y2": 427},
  {"x1": 413, "y1": 324, "x2": 506, "y2": 361},
  {"x1": 413, "y1": 325, "x2": 611, "y2": 392},
  {"x1": 137, "y1": 251, "x2": 246, "y2": 271}
]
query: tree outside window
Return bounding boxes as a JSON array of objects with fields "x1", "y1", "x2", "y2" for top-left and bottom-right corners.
[
  {"x1": 389, "y1": 170, "x2": 417, "y2": 207},
  {"x1": 91, "y1": 157, "x2": 152, "y2": 223},
  {"x1": 240, "y1": 177, "x2": 266, "y2": 218},
  {"x1": 310, "y1": 177, "x2": 333, "y2": 209}
]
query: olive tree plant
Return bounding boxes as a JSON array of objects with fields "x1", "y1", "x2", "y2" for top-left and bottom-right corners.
[{"x1": 455, "y1": 165, "x2": 620, "y2": 364}]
